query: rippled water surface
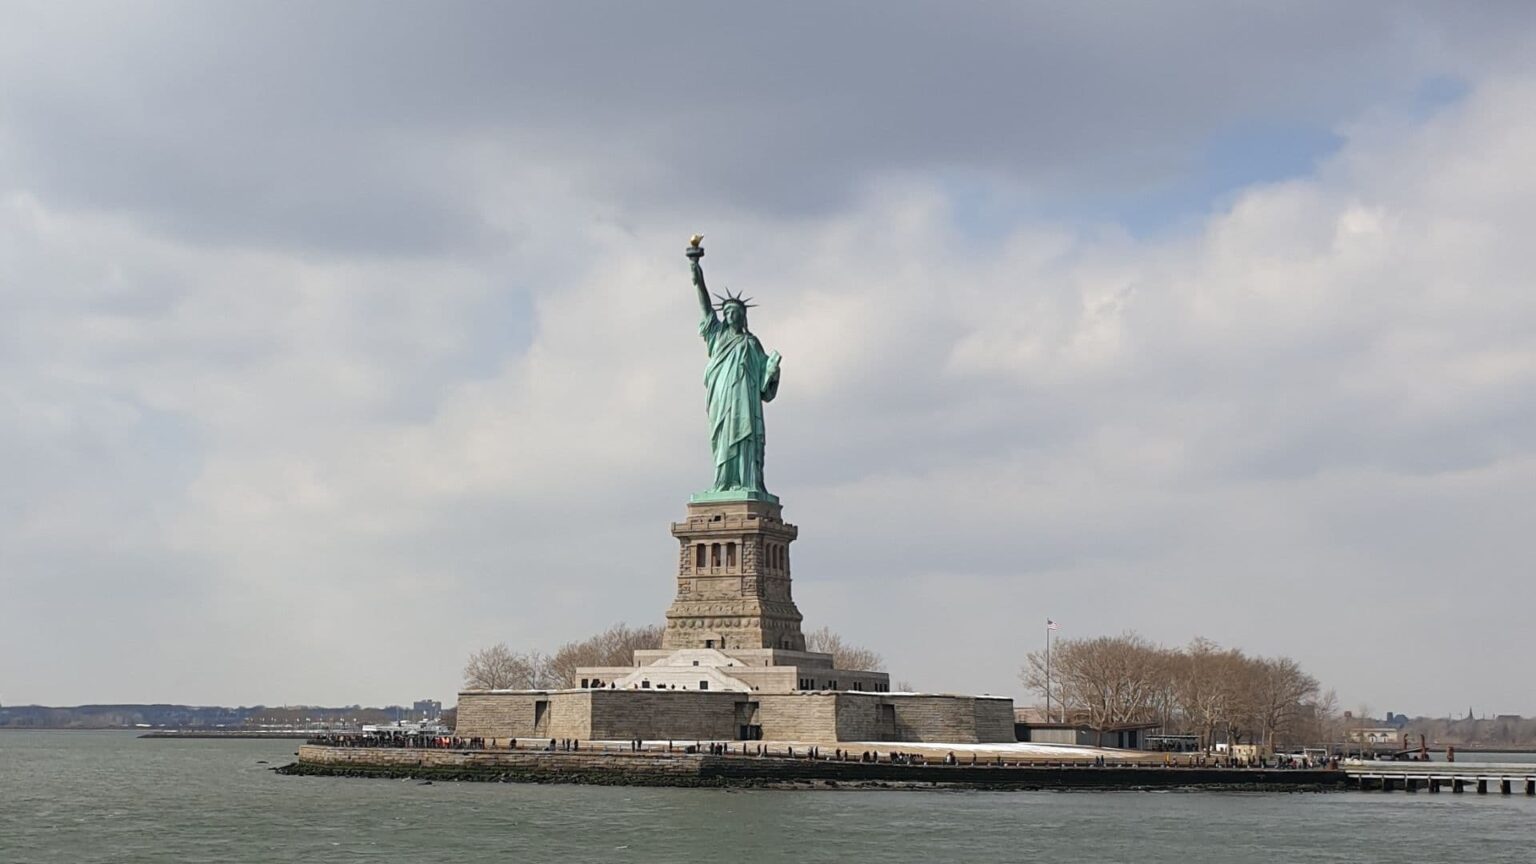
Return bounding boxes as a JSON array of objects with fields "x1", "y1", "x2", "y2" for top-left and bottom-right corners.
[{"x1": 3, "y1": 731, "x2": 1534, "y2": 863}]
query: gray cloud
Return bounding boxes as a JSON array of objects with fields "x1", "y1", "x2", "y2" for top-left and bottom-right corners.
[{"x1": 5, "y1": 2, "x2": 1533, "y2": 253}]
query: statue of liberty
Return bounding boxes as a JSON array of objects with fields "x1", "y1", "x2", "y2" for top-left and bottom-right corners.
[{"x1": 686, "y1": 236, "x2": 781, "y2": 502}]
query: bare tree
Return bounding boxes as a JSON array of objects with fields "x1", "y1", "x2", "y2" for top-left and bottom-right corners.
[
  {"x1": 1020, "y1": 631, "x2": 1331, "y2": 752},
  {"x1": 1147, "y1": 646, "x2": 1183, "y2": 731},
  {"x1": 462, "y1": 643, "x2": 553, "y2": 690},
  {"x1": 1020, "y1": 632, "x2": 1165, "y2": 744},
  {"x1": 1292, "y1": 688, "x2": 1341, "y2": 748},
  {"x1": 1245, "y1": 655, "x2": 1320, "y2": 750},
  {"x1": 546, "y1": 622, "x2": 663, "y2": 687},
  {"x1": 804, "y1": 626, "x2": 885, "y2": 671},
  {"x1": 1174, "y1": 637, "x2": 1246, "y2": 750},
  {"x1": 1019, "y1": 650, "x2": 1064, "y2": 719}
]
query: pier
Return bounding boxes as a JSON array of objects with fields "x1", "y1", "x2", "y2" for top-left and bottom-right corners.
[{"x1": 1344, "y1": 762, "x2": 1536, "y2": 795}]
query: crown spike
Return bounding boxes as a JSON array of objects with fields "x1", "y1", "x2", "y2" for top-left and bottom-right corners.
[{"x1": 710, "y1": 285, "x2": 760, "y2": 311}]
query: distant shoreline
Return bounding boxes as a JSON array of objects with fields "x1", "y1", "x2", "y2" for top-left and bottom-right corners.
[
  {"x1": 0, "y1": 728, "x2": 323, "y2": 738},
  {"x1": 137, "y1": 730, "x2": 315, "y2": 739},
  {"x1": 0, "y1": 722, "x2": 339, "y2": 737}
]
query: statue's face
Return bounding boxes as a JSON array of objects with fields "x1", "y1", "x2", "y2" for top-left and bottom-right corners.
[{"x1": 723, "y1": 302, "x2": 746, "y2": 330}]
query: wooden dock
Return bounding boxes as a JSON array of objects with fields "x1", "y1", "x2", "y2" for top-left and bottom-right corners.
[{"x1": 1345, "y1": 762, "x2": 1536, "y2": 795}]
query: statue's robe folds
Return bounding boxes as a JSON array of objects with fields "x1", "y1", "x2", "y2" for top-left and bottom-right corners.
[{"x1": 701, "y1": 314, "x2": 780, "y2": 494}]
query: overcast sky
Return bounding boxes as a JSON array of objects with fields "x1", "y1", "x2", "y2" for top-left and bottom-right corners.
[{"x1": 4, "y1": 2, "x2": 1536, "y2": 716}]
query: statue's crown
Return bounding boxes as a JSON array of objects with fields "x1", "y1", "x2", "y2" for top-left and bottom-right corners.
[{"x1": 712, "y1": 288, "x2": 755, "y2": 311}]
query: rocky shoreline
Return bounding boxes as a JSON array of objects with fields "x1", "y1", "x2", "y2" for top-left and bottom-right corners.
[{"x1": 279, "y1": 745, "x2": 1345, "y2": 792}]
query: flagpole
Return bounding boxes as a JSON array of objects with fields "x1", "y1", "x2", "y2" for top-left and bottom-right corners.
[{"x1": 1045, "y1": 619, "x2": 1052, "y2": 724}]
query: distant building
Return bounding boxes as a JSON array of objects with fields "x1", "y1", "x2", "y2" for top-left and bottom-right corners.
[
  {"x1": 1347, "y1": 727, "x2": 1403, "y2": 747},
  {"x1": 412, "y1": 699, "x2": 442, "y2": 720},
  {"x1": 1013, "y1": 709, "x2": 1158, "y2": 749},
  {"x1": 1144, "y1": 733, "x2": 1201, "y2": 752}
]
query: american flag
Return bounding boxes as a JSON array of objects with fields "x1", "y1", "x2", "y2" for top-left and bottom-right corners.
[{"x1": 1047, "y1": 619, "x2": 1059, "y2": 631}]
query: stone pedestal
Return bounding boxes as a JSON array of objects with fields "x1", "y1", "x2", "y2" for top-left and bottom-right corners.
[
  {"x1": 577, "y1": 496, "x2": 889, "y2": 696},
  {"x1": 661, "y1": 498, "x2": 805, "y2": 652}
]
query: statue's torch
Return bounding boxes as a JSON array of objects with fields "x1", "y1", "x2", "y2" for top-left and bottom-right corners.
[{"x1": 686, "y1": 233, "x2": 704, "y2": 261}]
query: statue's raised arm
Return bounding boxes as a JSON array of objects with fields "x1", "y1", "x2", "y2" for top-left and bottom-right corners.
[{"x1": 687, "y1": 235, "x2": 715, "y2": 322}]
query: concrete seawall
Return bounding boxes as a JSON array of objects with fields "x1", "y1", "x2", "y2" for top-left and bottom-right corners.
[{"x1": 281, "y1": 745, "x2": 1346, "y2": 791}]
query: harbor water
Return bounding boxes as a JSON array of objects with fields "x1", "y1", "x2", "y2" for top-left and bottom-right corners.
[{"x1": 2, "y1": 731, "x2": 1533, "y2": 863}]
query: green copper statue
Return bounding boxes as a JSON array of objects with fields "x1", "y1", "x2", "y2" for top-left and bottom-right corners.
[{"x1": 687, "y1": 236, "x2": 781, "y2": 502}]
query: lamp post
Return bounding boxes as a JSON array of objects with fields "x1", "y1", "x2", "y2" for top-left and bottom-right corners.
[{"x1": 1045, "y1": 619, "x2": 1060, "y2": 723}]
